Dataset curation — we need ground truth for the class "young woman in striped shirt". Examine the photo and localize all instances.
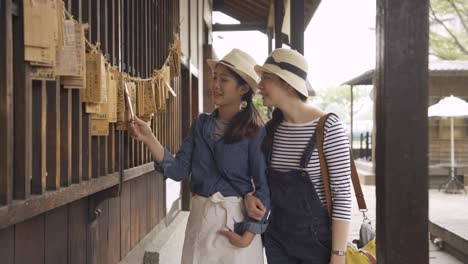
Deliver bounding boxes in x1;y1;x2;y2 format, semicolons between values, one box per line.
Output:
244;48;352;264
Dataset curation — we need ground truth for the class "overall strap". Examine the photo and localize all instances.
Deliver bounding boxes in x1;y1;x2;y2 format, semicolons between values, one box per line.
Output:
299;130;317;169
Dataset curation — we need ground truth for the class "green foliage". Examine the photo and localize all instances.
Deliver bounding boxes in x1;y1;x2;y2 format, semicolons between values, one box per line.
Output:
252;96;269;121
429;0;468;60
430;32;468;60
309;85;373;124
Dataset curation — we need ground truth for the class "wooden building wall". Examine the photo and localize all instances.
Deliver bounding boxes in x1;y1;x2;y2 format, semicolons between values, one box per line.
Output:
0;0;183;263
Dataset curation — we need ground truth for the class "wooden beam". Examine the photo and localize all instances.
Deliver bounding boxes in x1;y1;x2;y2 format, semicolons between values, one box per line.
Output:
31;80;47;194
46;80;61;190
70;0;81;23
91;0;98;43
129;137;134;168
92;137;100;178
82;112;92;181
136;0;141;77
13;0;32;200
116;0;121;67
108;124;115;174
375;0;429;262
101;0;108;56
0;0;14;205
60;88;72;186
267;31;273;55
71;89;83;183
110;0;117;65
290;0;304;54
212;23;266;32
144;0;148;77
123;131;129;169
0;174;118;230
115;129;121;174
100;135;108;176
0;164;157;230
124;0;129;72
130;0;135;75
213;0;224;11
274;0;284;48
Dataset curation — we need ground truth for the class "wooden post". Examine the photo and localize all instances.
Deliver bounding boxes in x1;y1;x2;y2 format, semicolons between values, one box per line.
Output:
375;0;429;262
267;31;272;55
82;112;92;181
290;0;304;54
71;89;83;184
60;88;72;186
108;124;115;174
274;0;284;49
100;136;108;176
92;137;100;178
0;0;14;205
13;0;32;200
46;80;61;190
31;80;47;194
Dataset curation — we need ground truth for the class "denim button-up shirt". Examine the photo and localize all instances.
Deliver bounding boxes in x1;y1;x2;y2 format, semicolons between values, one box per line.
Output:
155;110;270;234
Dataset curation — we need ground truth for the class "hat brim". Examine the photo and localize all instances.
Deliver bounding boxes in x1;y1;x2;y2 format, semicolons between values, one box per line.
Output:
254;64;309;98
207;59;257;92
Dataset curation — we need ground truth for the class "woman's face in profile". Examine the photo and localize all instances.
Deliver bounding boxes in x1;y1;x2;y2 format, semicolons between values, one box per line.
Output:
212;64;247;107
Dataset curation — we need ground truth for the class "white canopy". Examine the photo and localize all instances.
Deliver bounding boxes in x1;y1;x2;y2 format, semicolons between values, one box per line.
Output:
428;95;468;117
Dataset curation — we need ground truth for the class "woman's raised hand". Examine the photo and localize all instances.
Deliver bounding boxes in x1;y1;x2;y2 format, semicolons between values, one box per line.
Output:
128;116;154;143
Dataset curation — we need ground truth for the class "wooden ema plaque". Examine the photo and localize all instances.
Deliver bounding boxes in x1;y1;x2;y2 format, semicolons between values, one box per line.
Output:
90;119;109;136
107;68;118;123
83;51;107;103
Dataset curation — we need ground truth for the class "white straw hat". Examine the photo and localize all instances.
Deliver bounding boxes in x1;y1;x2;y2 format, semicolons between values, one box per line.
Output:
254;48;309;98
207;49;259;92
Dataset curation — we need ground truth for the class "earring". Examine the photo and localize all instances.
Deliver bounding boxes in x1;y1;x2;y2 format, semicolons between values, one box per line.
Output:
241;101;248;108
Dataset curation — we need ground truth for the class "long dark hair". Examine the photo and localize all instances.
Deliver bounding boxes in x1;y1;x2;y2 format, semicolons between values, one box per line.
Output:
262;87;307;155
223;68;263;144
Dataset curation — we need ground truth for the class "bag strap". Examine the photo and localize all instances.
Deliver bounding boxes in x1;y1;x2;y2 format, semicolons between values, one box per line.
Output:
316;113;367;218
204;142;243;197
361;250;377;264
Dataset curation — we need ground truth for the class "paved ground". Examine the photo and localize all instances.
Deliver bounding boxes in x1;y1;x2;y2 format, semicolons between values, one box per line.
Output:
351;186;463;264
121;185;465;264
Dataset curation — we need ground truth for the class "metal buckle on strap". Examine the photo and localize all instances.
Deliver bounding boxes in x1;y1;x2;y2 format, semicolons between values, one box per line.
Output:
360;209;370;222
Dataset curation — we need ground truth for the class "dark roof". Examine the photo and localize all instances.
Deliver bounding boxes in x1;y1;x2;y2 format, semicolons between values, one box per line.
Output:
342;60;468;86
213;0;321;32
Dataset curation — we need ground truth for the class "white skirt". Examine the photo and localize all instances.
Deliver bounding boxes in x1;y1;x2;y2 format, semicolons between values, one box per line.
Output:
181;192;264;264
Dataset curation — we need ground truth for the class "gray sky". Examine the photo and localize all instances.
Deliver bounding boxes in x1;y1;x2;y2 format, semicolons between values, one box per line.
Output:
213;0;376;92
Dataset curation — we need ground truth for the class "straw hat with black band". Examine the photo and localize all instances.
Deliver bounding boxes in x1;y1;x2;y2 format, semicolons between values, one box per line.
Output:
254;48;310;98
207;48;259;92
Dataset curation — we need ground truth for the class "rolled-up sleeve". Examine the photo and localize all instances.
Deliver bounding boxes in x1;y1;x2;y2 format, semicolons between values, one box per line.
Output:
154;118;197;182
235;128;271;235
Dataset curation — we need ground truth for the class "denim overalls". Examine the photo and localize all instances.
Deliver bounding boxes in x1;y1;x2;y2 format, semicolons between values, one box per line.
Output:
264;131;332;264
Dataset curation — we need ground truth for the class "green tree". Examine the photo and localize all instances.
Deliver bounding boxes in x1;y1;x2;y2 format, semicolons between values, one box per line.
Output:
430;0;468;60
252;96;269;121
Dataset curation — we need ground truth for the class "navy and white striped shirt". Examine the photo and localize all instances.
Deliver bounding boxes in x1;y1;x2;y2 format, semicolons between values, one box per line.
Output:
271;115;352;221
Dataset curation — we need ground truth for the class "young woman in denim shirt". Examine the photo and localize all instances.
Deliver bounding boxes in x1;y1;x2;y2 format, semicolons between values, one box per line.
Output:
129;49;270;264
245;49;352;264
